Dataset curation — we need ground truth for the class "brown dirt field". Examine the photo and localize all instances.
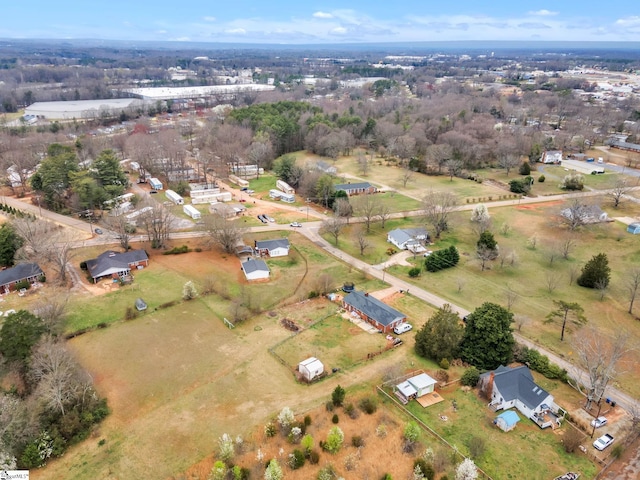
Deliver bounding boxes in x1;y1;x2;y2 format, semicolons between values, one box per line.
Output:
178;399;421;480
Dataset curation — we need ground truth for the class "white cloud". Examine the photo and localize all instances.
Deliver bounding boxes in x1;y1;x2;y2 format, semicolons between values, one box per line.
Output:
225;28;247;35
528;9;558;16
171;36;191;42
313;11;333;19
203;16;216;22
330;26;348;35
615;16;640;27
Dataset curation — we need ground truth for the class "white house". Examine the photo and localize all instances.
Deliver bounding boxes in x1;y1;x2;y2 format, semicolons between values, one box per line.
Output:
165;189;184;205
255;238;290;257
387;228;429;251
241;258;270;281
298;357;324;382
540;150;562;164
276;179;295;194
183;204;201;220
480;365;565;429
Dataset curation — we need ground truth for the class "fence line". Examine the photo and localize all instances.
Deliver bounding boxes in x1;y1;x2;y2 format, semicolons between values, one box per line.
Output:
376;385;494;480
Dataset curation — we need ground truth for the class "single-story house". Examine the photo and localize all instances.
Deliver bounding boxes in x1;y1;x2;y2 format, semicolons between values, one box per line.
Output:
627;222;640;234
255;238;290;257
394;372;438;403
0;263;44;294
334;182;377;196
387;228;429;251
480;365;565;429
560;204;609;224
316;160;337;175
540;150;562;164
86;250;149;283
298;357;324;382
342;290;406;333
495;410;521;432
241;257;270;281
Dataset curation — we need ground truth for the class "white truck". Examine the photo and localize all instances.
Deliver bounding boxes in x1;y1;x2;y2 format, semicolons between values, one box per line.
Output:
593;433;614;451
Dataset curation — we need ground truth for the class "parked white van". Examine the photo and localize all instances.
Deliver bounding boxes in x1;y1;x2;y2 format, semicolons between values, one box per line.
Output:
393;323;413;335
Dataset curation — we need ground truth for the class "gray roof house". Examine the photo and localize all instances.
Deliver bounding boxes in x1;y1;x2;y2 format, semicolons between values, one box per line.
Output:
316;160;337;175
241;257;270;281
342;290;406;333
334;182;377;196
0;263;44;293
86;250;149;283
255;238;290;257
480;365;565;429
387;228;429;251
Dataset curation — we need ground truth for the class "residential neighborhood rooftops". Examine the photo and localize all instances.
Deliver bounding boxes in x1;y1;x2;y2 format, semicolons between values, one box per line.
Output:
483;365;550;411
86;250;149;280
255;238;290;251
343;290;406;327
0;263;44;287
241;257;269;275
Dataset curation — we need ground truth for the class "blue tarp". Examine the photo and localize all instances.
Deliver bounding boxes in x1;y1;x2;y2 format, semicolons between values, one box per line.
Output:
496;410;520;428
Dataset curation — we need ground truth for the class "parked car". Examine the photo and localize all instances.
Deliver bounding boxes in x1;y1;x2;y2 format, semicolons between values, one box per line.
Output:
290;222;302;227
257;215;267;223
150;190;158;194
590;416;608;428
94;228;103;235
240;187;248;191
266;216;275;223
393;323;413;335
593;433;614;451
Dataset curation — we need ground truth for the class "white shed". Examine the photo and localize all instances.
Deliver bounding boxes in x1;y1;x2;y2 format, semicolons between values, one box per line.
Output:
165;189;184;205
183;204;201;220
298;357;324;382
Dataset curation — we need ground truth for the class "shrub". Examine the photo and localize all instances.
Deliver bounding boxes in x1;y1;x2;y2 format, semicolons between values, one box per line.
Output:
439;358;450;370
414;459;435;479
468;436;486;459
352;435;365;447
332;413;339;424
14;280;30;291
124;307;137;321
434;369;449;383
560;173;584;191
304;415;312;426
562;426;585;453
345;403;359;419
538;174;545;183
301;434;314;454
519;162;531;175
264;422;277;437
612;444;624;459
288;449;305;470
358;397;378;414
509;179;530;194
577;253;611;289
325;401;334;412
308;450;320;464
404;422;420;443
408;267;421;278
425;246;460;272
79;261;88;270
324;426;344;454
163;245;190;255
332;385;345;406
461;367;480;387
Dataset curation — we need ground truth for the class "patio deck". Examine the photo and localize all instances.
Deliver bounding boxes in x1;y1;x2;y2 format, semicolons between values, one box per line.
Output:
416;391;445;408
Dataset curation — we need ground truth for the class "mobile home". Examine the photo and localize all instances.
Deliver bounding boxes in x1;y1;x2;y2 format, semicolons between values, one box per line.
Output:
149;177;163;190
276;179;295;194
165;189;184;205
183;204;201;220
269;189;284;200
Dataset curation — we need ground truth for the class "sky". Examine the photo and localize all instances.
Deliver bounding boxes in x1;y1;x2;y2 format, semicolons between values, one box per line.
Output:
2;1;640;44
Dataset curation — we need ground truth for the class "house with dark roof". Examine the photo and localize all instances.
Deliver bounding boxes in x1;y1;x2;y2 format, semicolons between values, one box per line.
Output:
480;365;565;429
315;160;337;175
342;290;406;333
241;257;270;281
0;263;44;294
387;228;429;251
334;182;377;196
255;238;290;257
85;250;149;283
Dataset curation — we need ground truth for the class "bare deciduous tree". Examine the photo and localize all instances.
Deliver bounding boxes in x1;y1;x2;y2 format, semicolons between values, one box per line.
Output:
497;154;521;176
560;199;591;231
608;178;631;208
378;202;391;230
139;203;174;249
559;235;576;260
505;283;519;311
314;273;335;295
514;314;530;332
32;288;70;334
400;167;414;188
203;214;247;254
545;273;560;293
570;327;629;410
333;198;353;223
444;159;463;181
356;153;370;176
352;194;381;233
624;268;640;314
321;216;346;245
104;214;134;251
355;227;370;256
422;190;458;239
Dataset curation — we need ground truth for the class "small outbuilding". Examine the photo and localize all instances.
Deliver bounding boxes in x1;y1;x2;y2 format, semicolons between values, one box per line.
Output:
135;298;148;311
298;357;324;382
495;410;521;432
627;222;640;234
